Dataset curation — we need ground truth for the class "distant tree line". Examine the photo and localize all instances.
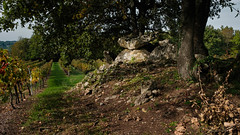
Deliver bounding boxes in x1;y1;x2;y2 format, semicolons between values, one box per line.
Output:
0;41;16;50
204;25;240;58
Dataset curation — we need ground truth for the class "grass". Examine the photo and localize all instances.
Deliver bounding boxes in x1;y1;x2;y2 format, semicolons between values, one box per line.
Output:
112;73;153;95
24;62;85;127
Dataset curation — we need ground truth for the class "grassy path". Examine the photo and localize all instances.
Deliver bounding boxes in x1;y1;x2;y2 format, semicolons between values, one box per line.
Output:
23;62;85;132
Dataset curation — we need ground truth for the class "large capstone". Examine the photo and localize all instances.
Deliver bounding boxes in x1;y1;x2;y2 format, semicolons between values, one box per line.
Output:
118;37;145;50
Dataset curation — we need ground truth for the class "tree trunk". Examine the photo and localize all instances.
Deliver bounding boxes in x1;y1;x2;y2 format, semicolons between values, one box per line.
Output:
178;0;211;80
193;0;210;57
138;1;147;36
130;0;138;36
177;0;196;80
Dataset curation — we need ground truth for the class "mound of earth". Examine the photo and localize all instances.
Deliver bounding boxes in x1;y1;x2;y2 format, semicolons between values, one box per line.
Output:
68;62;203;134
2;61;240;134
70;61;240;134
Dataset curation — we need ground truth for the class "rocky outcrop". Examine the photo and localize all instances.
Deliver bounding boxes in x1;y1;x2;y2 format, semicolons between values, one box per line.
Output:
118;37;145;50
118;35;153;50
117;37;177;64
74;37;178;106
149;39;177;64
116;35;153;64
76;62;164;107
115;49;150;64
77;62;127;94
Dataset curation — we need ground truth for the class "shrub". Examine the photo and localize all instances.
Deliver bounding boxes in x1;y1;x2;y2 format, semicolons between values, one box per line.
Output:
92;59;105;69
71;59;94;73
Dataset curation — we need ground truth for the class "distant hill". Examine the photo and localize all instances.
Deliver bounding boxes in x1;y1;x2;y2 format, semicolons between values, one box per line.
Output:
0;41;16;50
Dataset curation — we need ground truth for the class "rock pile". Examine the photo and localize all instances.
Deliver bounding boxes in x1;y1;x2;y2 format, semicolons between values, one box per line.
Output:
73;36;178;106
149;39;177;64
77;62;147;94
115;36;151;63
115;36;177;65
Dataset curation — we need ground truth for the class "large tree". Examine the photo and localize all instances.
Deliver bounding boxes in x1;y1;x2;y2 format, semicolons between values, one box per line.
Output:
0;0;180;61
178;0;211;79
178;0;238;80
0;0;238;79
10;38;30;60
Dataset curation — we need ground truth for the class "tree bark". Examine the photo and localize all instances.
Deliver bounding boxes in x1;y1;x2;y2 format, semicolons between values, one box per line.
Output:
178;0;196;80
137;1;148;36
178;0;211;80
130;0;138;36
193;0;210;56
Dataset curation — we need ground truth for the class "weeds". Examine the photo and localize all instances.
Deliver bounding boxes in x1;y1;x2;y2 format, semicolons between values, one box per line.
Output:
130;103;135;107
114;73;153;93
165;121;178;133
124;108;130;113
195;67;240;134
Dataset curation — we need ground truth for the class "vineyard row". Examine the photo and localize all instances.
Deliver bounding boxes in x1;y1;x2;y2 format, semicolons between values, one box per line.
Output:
0;49;53;108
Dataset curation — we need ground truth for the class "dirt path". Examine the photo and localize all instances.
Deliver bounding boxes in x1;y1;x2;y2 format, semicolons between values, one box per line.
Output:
0;89;44;135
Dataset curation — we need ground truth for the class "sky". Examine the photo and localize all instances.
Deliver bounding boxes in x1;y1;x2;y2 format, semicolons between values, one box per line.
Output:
0;1;239;41
207;0;240;30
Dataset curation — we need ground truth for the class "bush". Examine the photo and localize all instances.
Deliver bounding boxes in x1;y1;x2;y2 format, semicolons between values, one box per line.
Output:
71;59;105;74
92;59;105;69
71;59;93;73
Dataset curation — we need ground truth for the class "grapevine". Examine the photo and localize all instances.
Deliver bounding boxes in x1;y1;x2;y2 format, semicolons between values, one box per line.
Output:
0;49;53;108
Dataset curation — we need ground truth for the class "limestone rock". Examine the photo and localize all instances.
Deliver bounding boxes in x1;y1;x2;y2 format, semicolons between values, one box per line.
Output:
115;49;150;63
224;122;235;127
99;63;110;71
134;94;150;106
134;80;160;106
149;39;177;64
140;34;153;42
158;39;169;44
135;116;142;121
118;37;145;50
85;88;93;95
83;82;89;88
103;51;113;63
141;80;157;94
174;124;186;135
104;95;118;102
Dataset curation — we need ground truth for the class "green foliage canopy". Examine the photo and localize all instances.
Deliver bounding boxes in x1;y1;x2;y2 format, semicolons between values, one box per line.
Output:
204;25;240;58
0;0;239;66
204;25;225;56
